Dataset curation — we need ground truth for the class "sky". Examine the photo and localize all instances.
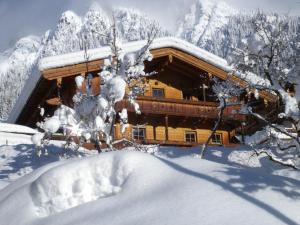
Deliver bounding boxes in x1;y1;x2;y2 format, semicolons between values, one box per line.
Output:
0;0;299;52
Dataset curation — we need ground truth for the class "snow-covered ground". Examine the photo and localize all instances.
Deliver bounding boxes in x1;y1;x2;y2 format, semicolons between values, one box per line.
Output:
0;128;300;225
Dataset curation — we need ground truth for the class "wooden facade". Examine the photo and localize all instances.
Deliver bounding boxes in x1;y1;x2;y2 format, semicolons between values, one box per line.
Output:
15;46;278;147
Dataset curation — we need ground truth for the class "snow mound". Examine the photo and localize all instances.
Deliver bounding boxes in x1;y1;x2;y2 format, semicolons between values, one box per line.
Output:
1;149;300;225
30;153;134;216
0;123;38;134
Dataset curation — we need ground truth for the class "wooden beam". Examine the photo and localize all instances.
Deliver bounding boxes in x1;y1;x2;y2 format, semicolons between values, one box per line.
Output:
42;59;103;80
165;115;169;141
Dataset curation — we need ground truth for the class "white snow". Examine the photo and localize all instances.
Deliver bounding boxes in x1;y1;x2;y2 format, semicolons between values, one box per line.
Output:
105;76;127;102
75;75;84;88
236;71;272;88
6;66;41;124
41;117;61;134
0;123;38;134
280;90;300;119
39;37;229;72
177;0;237;46
0;130;300;225
31;133;45;147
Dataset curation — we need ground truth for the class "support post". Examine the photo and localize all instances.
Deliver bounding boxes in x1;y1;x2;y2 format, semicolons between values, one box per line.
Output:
165;115;169;141
153;123;157;141
241;122;246;144
202;83;208;102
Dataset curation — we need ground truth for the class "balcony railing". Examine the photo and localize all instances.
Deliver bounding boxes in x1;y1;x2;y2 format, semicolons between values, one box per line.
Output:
116;96;246;121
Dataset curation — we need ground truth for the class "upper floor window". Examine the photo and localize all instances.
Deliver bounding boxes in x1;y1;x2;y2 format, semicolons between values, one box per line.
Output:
152;88;165;98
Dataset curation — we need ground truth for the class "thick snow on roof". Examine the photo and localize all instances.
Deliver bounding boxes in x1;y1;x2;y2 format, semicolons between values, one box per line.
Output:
39;36;271;89
39;37;230;72
7;66;41;124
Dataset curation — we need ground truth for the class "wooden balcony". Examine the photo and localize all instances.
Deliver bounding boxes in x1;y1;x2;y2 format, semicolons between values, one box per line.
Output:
116;96;246;121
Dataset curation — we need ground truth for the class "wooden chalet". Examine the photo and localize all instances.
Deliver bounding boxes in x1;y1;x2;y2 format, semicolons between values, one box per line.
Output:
8;37;278;147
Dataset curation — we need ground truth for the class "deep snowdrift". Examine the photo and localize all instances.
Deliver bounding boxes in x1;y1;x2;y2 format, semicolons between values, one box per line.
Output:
0;150;300;225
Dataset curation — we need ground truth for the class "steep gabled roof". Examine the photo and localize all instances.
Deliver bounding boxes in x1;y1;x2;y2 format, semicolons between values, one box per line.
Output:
8;37;275;124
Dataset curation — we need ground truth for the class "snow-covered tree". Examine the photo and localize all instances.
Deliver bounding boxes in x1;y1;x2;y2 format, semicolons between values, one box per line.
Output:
222;12;300;169
200;78;243;158
32;23;159;156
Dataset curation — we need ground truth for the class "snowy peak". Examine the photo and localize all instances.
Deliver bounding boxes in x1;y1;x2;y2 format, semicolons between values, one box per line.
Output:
0;36;40;63
13;36;41;55
114;7;158;41
0;35;41;76
177;0;236;45
81;6;111;48
58;10;82;30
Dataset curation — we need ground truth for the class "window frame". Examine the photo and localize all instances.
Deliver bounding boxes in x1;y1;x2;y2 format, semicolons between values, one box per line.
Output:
132;127;146;141
185;131;197;143
211;133;223;145
152;88;165;98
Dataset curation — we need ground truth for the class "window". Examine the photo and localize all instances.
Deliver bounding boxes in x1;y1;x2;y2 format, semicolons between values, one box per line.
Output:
211;133;222;145
132;127;146;141
185;131;197;143
152;88;165;98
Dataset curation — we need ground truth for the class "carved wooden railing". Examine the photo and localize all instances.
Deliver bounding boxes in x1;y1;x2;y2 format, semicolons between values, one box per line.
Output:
116;96;246;121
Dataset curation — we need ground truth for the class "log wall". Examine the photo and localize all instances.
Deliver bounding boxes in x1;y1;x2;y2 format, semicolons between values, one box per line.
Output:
114;123;231;146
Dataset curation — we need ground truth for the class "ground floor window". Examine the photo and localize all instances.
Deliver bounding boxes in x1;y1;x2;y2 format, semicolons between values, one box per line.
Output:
211;133;222;145
132;127;146;140
185;131;197;143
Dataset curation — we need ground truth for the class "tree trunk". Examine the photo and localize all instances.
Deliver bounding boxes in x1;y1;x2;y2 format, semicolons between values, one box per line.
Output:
200;98;226;158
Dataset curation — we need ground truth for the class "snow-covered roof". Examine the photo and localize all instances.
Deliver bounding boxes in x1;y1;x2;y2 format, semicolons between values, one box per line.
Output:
39;37;230;72
39;36;271;88
7;66;41;124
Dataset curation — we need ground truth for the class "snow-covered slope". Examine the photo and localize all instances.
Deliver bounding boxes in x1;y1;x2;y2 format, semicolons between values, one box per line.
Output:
0;150;299;225
0;125;299;225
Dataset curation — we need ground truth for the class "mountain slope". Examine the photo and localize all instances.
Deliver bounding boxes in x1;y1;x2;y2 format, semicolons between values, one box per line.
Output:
176;0;237;54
